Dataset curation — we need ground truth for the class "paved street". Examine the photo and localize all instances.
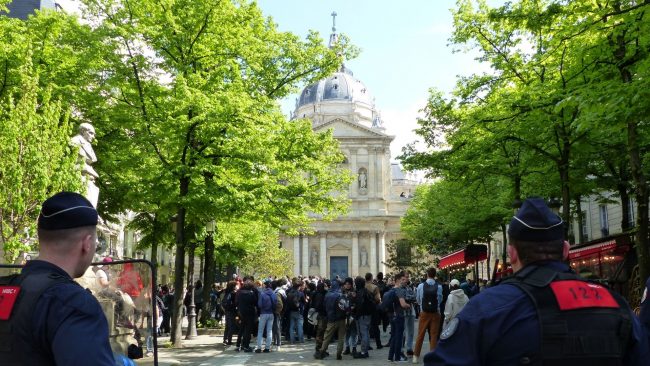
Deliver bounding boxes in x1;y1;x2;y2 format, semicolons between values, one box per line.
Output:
150;328;434;366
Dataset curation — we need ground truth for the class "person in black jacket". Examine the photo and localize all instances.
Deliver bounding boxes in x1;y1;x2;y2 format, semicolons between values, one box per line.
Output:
353;276;374;358
314;279;353;360
312;280;329;352
235;276;259;352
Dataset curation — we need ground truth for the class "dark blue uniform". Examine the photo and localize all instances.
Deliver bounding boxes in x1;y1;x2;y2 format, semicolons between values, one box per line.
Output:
424;261;650;366
20;260;115;365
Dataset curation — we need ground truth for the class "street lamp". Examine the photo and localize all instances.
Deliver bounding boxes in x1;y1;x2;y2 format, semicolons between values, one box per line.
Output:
186;240;198;340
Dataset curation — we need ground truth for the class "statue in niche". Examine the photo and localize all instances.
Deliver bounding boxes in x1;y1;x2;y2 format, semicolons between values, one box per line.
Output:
71;123;99;207
310;248;318;267
360;246;368;267
358;170;367;189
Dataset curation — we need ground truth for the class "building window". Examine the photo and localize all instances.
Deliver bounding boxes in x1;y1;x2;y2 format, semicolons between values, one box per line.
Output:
599;205;609;237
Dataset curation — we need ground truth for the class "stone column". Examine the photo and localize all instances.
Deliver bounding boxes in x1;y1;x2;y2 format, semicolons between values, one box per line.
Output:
377;147;385;199
370;231;377;275
352;231;359;276
378;232;386;274
350;150;358;197
368;146;376;198
319;231;327;277
302;234;309;276
293;236;300;275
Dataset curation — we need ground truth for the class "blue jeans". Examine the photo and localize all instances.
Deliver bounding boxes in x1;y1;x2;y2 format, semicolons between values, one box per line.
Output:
346;318;357;349
257;313;274;350
404;313;415;351
388;315;405;361
356;315;371;353
289;311;304;342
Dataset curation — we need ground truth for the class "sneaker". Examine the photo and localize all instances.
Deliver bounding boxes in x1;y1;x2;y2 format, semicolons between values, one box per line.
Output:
254;349;261;353
243;347;253;353
314;351;324;360
263;349;270;353
398;356;409;362
412;355;419;363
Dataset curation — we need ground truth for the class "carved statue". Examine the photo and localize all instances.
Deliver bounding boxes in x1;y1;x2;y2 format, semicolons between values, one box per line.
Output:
310;248;318;267
359;170;367;189
360;246;368;267
71;123;99;207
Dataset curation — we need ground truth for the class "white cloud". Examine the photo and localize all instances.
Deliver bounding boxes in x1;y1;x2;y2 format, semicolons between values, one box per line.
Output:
380;98;428;162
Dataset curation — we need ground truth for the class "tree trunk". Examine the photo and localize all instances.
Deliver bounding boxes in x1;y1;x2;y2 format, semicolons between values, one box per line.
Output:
171;177;189;347
201;232;216;324
575;198;585;244
618;183;631;231
628;120;650;286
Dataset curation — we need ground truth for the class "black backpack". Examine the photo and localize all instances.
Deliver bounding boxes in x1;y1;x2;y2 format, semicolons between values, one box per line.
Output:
222;291;236;312
378;288;396;314
286;289;300;311
421;282;439;313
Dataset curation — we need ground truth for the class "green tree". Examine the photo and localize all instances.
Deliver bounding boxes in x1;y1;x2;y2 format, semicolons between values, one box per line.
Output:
81;0;353;346
0;62;79;261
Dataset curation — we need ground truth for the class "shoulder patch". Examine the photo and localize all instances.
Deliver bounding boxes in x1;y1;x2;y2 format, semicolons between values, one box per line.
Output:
440;317;459;340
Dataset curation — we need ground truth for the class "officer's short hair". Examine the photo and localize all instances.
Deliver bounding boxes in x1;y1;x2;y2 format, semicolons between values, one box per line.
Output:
394;272;404;281
426;268;436;279
38;226;96;246
509;238;564;265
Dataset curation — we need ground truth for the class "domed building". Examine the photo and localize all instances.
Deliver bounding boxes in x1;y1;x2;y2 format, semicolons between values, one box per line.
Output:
282;17;419;279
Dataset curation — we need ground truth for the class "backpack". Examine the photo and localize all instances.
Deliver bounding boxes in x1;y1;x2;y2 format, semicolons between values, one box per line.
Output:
286;289;300;311
222;291;236;312
307;307;319;325
421;282;439;313
378;288;396;314
258;291;273;311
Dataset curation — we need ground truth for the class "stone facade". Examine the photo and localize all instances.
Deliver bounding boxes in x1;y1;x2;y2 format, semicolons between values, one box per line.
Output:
281;63;418;279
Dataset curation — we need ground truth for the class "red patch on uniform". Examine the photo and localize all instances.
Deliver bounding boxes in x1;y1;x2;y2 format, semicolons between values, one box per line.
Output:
550;281;619;311
0;286;21;320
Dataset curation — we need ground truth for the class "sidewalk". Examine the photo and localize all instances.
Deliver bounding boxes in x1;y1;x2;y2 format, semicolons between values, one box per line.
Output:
141;326;433;366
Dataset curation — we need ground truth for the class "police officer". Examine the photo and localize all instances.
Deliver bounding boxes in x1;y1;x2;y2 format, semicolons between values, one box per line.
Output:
424;197;650;365
0;192;114;365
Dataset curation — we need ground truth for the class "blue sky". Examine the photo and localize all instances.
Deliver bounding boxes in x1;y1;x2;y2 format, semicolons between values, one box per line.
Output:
257;0;488;160
58;0;488;160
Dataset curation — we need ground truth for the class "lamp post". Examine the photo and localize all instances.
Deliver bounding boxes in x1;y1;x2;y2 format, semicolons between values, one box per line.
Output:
201;220;216;325
185;240;198;340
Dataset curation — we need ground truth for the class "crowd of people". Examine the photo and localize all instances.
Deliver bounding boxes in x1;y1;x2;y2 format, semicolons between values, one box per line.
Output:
179;268;478;363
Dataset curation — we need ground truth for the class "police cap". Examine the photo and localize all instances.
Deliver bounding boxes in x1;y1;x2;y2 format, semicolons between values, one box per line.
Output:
508;197;563;242
38;192;98;230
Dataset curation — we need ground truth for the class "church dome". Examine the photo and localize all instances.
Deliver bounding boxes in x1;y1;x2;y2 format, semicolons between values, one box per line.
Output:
296;66;374;109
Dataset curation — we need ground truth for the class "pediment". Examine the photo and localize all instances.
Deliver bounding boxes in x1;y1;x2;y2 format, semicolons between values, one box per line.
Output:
328;242;350;250
314;118;390;138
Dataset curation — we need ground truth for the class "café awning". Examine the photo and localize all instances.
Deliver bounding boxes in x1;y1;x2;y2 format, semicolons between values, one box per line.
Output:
568;240;617;260
439;244;488;269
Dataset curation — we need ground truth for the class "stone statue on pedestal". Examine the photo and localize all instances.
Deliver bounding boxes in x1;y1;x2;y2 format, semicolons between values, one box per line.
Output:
310;248;318;267
359;170;367;189
360;246;368;267
71;123;99;207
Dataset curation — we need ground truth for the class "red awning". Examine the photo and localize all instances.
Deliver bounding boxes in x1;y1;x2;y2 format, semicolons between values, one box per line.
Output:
439;249;465;269
439;245;488;269
568;240;617;260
